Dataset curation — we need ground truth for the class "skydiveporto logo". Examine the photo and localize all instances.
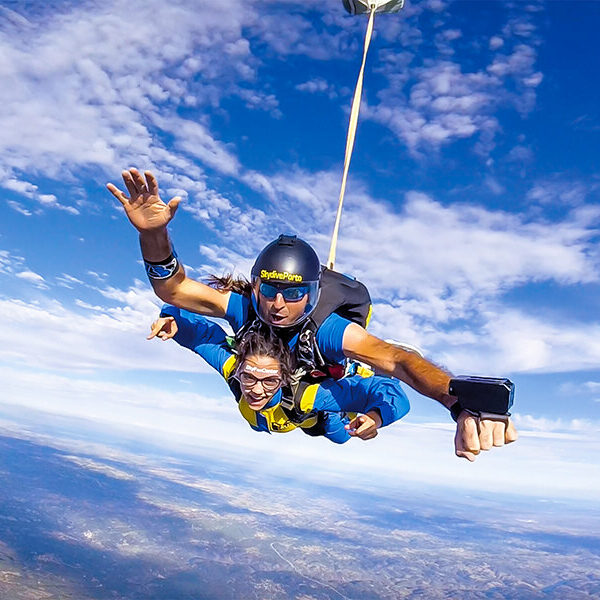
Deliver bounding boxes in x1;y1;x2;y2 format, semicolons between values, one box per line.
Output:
260;269;303;283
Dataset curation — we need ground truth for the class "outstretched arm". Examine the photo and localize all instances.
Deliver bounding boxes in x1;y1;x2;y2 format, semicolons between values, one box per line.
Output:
305;375;410;444
148;306;234;377
342;324;452;403
341;323;518;461
312;375;410;424
107;168;230;317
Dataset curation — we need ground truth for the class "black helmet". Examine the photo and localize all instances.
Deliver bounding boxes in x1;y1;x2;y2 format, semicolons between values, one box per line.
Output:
251;234;321;327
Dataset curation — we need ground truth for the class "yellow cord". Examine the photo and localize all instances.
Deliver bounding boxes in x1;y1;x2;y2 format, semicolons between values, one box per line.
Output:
327;4;377;270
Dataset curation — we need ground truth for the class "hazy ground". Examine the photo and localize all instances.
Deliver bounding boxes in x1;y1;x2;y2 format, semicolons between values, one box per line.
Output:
1;424;599;600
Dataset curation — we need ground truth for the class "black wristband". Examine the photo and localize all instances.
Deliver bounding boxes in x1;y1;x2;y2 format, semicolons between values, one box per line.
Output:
450;402;510;423
144;249;179;280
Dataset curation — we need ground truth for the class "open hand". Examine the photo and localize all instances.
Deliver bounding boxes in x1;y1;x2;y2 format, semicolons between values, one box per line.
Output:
107;168;181;233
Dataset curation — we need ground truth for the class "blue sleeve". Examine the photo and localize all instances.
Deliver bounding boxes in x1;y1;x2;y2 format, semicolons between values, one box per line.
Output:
160;305;232;375
314;313;351;364
320;413;352;444
313;375;410;427
224;292;251;332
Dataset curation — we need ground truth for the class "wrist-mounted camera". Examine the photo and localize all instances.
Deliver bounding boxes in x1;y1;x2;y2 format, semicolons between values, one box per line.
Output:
448;376;514;422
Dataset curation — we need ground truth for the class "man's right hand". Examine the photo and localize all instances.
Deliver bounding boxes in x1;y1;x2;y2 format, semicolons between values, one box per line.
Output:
107;168;181;233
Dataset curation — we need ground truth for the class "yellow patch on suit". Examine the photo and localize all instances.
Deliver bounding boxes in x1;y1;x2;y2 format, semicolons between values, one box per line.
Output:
297;383;320;413
222;355;237;379
238;400;299;433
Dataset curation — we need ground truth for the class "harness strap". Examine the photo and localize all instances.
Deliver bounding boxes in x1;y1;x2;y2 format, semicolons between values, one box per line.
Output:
281;379;318;423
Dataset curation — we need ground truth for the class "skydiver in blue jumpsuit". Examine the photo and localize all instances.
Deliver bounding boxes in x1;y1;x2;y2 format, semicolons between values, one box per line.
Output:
151;306;410;443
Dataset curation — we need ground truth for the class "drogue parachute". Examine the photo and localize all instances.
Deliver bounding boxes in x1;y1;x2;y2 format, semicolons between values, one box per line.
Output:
327;0;405;270
342;0;404;15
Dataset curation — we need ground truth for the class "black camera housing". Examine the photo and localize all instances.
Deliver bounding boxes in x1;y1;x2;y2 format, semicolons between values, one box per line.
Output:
448;376;514;414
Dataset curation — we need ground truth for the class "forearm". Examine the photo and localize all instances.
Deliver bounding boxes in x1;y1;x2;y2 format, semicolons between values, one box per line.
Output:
140;231;230;317
390;352;454;408
342;324;454;408
139;228;183;304
139;228;173;262
359;378;410;427
313;377;409;427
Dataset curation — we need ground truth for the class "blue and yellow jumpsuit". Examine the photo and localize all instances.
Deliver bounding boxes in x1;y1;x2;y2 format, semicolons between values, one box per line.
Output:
162;306;410;444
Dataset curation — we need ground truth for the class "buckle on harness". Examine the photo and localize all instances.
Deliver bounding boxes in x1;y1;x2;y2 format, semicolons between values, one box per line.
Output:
280;395;295;411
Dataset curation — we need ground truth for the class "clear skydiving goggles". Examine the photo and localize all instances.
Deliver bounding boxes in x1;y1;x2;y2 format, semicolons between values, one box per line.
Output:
237;371;282;391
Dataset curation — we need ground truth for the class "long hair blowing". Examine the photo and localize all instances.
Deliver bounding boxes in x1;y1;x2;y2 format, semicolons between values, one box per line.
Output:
207;273;252;297
235;324;293;386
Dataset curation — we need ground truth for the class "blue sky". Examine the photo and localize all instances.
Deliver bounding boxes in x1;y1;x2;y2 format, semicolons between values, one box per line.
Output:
0;0;599;500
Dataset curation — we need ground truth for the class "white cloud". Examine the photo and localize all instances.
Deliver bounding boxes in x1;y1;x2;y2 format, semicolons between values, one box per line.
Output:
367;301;600;376
2;176;79;213
2;367;598;501
506;144;534;165
296;77;339;99
0;0;369;218
0;249;26;275
15;270;47;289
0;0;262;212
364;5;544;156
6;199;32;215
335;192;599;302
559;380;600;401
366;60;502;155
154;115;240;176
513;414;600;434
245;8;358;62
0;283;210;373
489;36;504;50
0;365;229;417
526;178;598;208
56;273;85;289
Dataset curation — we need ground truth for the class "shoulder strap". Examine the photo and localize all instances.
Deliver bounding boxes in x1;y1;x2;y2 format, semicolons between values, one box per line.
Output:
311;267;372;329
280;380;318;424
292;268;371;374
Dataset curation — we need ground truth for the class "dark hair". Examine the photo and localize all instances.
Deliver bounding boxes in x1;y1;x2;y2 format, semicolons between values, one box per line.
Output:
235;324;293;385
206;273;252;297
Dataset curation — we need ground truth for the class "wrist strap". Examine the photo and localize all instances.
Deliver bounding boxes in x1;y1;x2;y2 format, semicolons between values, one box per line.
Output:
450;401;511;423
144;249;179;280
449;401;464;423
